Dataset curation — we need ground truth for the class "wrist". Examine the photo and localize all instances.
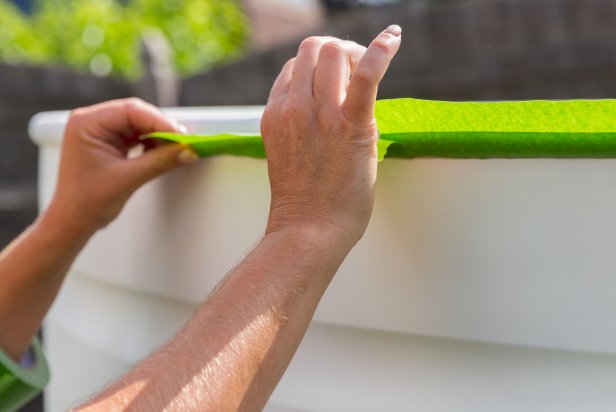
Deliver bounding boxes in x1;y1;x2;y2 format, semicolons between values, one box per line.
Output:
264;220;356;257
37;202;97;246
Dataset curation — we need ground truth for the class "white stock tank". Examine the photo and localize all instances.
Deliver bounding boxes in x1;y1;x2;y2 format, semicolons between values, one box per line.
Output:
30;107;616;412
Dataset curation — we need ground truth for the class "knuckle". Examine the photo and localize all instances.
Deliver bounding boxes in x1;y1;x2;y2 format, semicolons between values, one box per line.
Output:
123;97;146;112
127;97;144;105
352;67;375;88
299;36;323;52
319;41;345;59
371;36;392;55
68;107;86;123
66;107;88;132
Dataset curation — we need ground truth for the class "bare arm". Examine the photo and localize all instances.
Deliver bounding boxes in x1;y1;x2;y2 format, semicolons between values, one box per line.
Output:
80;225;351;411
0;206;91;361
78;26;402;411
0;99;196;361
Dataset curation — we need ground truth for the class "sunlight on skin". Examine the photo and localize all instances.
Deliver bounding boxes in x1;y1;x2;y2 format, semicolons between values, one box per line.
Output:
75;379;149;412
168;313;279;411
78;311;281;412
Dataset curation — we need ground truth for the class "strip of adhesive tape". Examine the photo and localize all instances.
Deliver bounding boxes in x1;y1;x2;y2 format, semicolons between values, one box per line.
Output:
145;99;616;161
0;338;50;412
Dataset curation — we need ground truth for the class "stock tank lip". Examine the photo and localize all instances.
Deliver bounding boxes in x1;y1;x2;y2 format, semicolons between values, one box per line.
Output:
29;106;265;148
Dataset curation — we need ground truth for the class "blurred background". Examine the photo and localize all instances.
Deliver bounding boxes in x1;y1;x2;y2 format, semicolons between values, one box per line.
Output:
2;0;616;410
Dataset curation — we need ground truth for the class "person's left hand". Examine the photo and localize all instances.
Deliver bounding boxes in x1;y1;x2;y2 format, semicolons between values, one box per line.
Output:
46;98;198;237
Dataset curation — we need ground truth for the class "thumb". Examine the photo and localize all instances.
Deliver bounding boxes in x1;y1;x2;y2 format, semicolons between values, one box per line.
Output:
342;25;401;125
120;144;199;190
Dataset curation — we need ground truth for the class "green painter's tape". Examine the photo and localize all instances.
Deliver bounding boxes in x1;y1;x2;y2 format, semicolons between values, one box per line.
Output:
145;99;616;161
375;98;616;159
150;133;266;158
0;338;49;412
145;132;393;161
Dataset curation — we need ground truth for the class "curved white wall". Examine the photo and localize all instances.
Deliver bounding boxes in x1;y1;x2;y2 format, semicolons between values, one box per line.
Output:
31;107;616;411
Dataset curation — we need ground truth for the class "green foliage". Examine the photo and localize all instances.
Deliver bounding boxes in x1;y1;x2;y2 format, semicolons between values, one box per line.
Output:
130;0;247;76
0;0;248;79
0;1;45;63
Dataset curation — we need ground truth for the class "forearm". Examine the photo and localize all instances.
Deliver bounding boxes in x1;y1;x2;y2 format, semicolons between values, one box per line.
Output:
0;205;92;361
78;225;353;411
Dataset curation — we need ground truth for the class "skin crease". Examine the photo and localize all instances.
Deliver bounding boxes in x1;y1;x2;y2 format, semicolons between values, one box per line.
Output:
0;25;401;411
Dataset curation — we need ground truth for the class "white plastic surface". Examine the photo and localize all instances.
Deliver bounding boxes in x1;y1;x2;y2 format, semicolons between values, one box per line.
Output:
47;274;616;412
31;107;616;411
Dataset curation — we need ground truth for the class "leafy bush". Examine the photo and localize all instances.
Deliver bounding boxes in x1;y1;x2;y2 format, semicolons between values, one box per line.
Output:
0;0;248;79
0;1;46;64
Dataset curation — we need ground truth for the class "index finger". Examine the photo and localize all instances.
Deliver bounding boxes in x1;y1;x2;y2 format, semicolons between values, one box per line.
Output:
268;58;295;102
342;25;402;125
70;98;184;143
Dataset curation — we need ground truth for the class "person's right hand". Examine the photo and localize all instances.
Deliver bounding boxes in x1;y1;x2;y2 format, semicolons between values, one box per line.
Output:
261;26;401;248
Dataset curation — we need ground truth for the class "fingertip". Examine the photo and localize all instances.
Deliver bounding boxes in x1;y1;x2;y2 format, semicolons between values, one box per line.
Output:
177;147;199;164
371;27;402;57
174;123;188;134
384;24;402;37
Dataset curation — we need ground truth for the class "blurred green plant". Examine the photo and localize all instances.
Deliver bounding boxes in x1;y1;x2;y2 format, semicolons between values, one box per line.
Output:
0;1;46;64
0;0;248;79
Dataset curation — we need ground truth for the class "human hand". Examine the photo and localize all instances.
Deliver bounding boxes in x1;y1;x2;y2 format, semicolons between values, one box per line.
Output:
261;26;402;247
46;98;198;237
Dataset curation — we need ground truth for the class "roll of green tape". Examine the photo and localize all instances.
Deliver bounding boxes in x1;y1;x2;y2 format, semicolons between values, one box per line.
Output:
144;98;616;161
0;338;50;412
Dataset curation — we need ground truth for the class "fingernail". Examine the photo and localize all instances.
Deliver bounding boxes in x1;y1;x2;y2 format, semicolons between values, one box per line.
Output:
172;121;187;134
385;24;402;37
178;147;199;164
